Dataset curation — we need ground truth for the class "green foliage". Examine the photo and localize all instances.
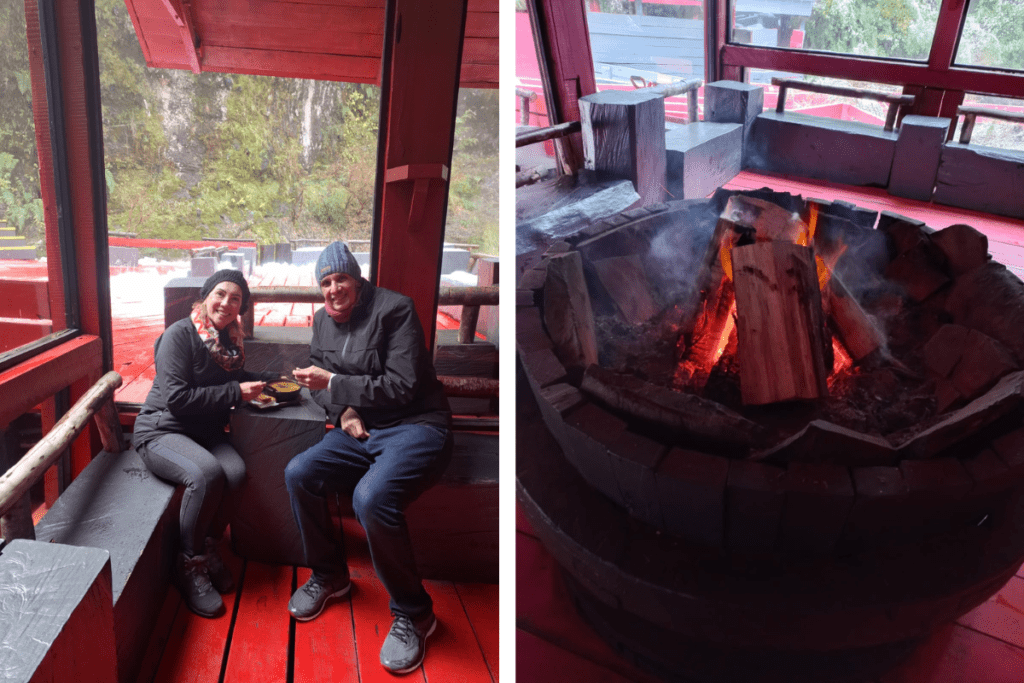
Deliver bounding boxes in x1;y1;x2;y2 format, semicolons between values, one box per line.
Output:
804;0;938;61
958;0;1024;70
0;0;42;243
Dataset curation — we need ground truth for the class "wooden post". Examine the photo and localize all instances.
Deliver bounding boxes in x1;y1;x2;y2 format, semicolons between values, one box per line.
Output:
579;88;667;206
0;428;35;541
543;251;598;372
733;241;830;405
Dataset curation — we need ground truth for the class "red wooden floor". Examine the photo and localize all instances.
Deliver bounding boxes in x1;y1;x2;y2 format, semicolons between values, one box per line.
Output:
140;517;498;683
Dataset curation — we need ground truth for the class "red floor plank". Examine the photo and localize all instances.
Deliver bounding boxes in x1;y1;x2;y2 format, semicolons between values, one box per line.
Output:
515;529;663;683
516;630;638;683
882;622;1024;683
135;590;183;683
956;575;1024;649
292;566;359;683
422;580;495;683
222;562;294;683
454;582;500;682
154;543;244;683
348;553;427;683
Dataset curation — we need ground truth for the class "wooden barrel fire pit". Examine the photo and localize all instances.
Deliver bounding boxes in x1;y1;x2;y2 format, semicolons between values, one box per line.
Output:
516;197;1024;682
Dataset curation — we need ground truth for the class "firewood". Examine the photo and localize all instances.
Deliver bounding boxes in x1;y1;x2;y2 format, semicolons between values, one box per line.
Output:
752;420;897;467
722;194;807;242
825;273;884;361
897;370;1024;459
543;251;599;371
581;364;769;448
946;262;1024;365
885;240;950;302
950;329;1018;399
732;241;830;405
591;255;658;325
676;217;736;338
930;224;989;276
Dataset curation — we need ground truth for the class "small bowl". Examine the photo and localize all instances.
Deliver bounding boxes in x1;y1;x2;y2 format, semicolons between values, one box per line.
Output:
266;379;302;402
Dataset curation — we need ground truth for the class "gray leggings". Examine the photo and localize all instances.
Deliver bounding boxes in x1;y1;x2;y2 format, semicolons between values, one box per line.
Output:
136;433;246;556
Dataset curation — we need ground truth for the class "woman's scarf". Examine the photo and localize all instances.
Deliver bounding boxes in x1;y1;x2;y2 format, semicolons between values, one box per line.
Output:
191;303;245;371
324;299;352;323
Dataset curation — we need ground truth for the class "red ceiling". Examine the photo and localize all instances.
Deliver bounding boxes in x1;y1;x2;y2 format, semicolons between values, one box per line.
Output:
123;0;499;88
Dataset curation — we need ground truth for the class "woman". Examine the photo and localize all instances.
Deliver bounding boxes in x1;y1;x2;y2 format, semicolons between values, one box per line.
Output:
134;269;277;617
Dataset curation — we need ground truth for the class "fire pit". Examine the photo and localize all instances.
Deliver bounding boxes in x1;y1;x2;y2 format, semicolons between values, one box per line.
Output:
517;194;1024;682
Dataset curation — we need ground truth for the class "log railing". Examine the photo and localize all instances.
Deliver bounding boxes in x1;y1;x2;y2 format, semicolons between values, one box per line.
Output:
771;77;916;132
517;87;538;126
954;105;1024;144
241;285;498;340
0;371;125;541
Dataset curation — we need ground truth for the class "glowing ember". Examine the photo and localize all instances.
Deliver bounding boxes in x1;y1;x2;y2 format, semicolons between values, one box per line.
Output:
712;301;737;366
831;336;854;378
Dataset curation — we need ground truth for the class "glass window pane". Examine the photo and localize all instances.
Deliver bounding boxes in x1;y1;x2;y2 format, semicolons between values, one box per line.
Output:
447;89;499;259
732;0;940;62
956;94;1024;153
0;0;51;354
955;0;1024;71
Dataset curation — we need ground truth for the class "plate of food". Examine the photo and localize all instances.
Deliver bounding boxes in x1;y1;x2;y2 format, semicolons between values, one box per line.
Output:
249;392;280;410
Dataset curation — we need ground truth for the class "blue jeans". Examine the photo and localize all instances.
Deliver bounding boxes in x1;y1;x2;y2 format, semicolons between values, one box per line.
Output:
284;422;452;620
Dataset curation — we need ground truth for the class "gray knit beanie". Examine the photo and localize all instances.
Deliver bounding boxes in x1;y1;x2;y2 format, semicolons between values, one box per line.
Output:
315;241;362;283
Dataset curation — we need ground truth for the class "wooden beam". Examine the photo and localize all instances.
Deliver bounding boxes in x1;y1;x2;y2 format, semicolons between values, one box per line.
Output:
928;0;969;72
159;0;201;73
0;336;102;430
527;0;597;173
372;0;467;346
721;44;1024;100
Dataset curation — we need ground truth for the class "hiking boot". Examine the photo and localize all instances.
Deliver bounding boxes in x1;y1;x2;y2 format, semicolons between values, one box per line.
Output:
204;537;234;594
177;552;224;618
380;612;437;674
287;571;351;621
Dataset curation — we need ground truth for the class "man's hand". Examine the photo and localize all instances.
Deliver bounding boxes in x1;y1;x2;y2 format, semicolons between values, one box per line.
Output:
292;365;332;391
239;381;267;402
340;406;369;439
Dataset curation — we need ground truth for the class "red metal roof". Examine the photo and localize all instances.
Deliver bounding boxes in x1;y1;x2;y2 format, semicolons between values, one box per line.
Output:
123;0;498;88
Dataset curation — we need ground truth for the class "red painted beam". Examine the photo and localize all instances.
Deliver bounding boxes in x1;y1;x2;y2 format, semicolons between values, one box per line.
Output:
373;0;467;345
159;0;201;73
527;0;597;173
0;335;102;428
928;0;969;72
720;44;1024;100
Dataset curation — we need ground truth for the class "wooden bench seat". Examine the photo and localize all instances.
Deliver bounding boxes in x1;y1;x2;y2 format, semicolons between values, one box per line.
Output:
33;442;180;683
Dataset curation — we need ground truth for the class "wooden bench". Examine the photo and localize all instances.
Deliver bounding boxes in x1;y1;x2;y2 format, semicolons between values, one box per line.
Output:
747;79;915;187
33;441;179;683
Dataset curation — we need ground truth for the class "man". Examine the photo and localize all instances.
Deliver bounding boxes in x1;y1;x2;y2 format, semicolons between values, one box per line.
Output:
286;241;452;674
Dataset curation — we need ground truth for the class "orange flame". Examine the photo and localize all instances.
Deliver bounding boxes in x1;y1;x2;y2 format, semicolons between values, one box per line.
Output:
831;336;854;378
711;301;737;366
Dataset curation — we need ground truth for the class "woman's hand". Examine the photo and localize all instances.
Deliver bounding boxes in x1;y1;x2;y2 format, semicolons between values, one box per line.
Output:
239;381;267;402
292;365;332;391
340;406;369;440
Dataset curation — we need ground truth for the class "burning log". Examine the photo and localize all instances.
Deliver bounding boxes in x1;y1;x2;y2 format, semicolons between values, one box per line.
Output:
732;241;830;405
591;254;658;325
825;274;884;361
581;364;769;448
543;251;599;373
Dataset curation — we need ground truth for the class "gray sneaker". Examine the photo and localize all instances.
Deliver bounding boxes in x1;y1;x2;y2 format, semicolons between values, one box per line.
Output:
288;571;351;621
379;612;437;674
177;552;224;618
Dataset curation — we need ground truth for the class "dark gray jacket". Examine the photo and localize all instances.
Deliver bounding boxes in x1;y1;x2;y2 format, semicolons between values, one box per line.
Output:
134;317;277;449
310;281;450;430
